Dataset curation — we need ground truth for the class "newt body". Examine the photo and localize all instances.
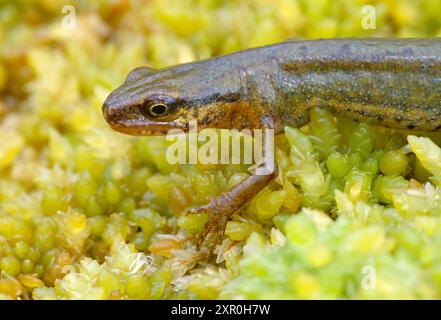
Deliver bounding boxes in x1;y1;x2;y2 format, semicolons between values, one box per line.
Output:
103;38;441;248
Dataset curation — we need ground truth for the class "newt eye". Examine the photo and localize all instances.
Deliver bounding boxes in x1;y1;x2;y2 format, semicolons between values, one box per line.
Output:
149;103;168;116
140;95;177;119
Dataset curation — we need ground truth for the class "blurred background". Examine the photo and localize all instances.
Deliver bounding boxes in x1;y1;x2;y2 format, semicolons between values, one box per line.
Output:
1;0;441;300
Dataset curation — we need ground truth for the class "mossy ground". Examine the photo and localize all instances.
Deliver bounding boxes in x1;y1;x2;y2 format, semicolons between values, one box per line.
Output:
1;0;441;299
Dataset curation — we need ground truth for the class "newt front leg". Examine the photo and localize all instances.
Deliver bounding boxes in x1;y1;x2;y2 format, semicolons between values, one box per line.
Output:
188;168;276;248
187;125;277;250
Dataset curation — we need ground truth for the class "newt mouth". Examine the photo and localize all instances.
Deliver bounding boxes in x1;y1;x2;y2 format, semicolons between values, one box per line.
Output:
107;121;188;136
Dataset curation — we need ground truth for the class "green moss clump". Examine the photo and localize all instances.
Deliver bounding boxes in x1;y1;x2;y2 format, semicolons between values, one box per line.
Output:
1;0;441;300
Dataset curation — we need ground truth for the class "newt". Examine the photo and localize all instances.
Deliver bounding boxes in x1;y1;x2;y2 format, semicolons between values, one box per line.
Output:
102;38;441;249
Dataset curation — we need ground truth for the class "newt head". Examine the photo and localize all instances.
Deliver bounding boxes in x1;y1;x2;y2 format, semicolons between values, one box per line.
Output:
102;61;255;136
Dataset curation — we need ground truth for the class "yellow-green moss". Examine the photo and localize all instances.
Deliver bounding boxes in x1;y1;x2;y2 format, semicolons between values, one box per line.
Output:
1;0;441;300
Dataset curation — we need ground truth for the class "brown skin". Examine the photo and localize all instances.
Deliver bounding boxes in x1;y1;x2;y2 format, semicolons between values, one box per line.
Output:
103;38;441;249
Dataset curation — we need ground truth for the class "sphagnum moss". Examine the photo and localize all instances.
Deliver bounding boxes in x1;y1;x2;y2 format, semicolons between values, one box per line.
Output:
2;0;441;300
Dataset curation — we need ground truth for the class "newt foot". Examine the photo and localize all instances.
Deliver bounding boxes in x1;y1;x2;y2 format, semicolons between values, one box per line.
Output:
185;196;233;251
